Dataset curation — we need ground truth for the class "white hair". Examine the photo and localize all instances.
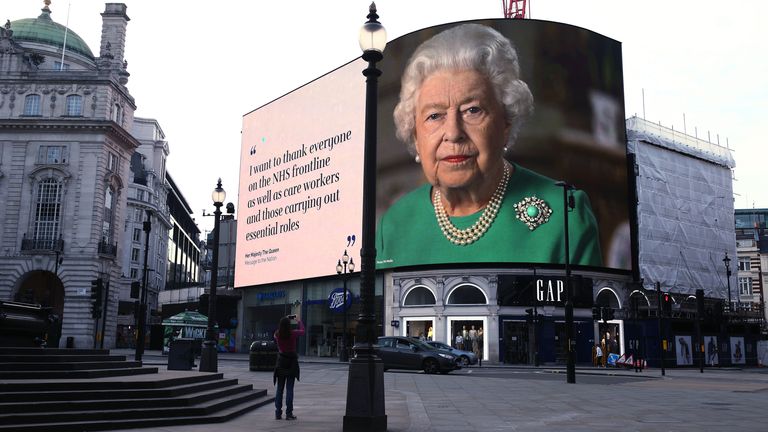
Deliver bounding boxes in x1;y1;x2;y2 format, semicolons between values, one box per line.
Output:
393;23;534;154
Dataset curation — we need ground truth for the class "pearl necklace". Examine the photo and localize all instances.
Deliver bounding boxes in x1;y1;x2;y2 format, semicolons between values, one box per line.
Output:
433;163;511;246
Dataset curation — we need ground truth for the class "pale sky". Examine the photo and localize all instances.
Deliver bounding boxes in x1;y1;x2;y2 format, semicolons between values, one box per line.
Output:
5;0;767;234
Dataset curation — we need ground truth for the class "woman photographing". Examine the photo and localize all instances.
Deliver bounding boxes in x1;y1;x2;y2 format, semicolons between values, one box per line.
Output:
273;314;304;420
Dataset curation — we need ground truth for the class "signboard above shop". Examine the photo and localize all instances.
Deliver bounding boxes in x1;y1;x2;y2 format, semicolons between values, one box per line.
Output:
496;275;594;308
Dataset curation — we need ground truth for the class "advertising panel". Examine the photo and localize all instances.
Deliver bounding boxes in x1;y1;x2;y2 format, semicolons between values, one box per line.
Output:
237;19;629;287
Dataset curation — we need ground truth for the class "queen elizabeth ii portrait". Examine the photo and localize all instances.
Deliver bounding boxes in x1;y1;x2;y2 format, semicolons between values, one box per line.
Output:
375;23;604;268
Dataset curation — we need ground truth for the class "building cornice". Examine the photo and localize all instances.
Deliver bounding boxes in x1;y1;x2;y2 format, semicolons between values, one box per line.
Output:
0;118;140;150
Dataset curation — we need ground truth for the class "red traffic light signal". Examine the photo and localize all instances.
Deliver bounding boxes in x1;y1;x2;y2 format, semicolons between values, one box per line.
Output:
662;292;673;315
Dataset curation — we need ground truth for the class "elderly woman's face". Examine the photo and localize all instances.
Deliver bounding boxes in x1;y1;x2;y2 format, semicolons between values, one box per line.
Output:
414;69;510;193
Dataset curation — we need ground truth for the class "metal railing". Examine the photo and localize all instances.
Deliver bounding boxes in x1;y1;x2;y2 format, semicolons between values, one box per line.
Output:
98;240;118;257
20;236;64;252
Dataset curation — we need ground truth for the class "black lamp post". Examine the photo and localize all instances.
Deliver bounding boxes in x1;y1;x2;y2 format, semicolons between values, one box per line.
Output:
723;253;732;311
343;3;387;431
555;181;576;384
200;179;225;373
135;209;152;362
336;251;355;362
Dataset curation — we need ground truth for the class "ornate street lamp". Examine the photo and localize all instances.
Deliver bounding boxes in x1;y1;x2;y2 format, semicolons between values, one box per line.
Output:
336;251;355;362
723;253;732;311
555;181;576;384
135;209;152;361
200;179;225;373
343;3;387;431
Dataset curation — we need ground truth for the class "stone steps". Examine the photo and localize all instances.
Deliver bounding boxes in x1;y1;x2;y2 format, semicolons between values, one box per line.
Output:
0;347;274;431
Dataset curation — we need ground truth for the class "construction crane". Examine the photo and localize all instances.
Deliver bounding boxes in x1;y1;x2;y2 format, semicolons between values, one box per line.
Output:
502;0;528;19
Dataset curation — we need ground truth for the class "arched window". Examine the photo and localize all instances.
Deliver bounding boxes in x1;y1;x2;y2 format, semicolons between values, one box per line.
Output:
596;288;621;309
66;95;83;116
23;94;41;116
446;284;487;305
33;178;63;246
403;286;436;306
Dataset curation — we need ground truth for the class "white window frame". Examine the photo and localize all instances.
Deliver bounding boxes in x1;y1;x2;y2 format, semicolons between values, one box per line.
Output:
738;257;751;271
401;316;435;340
446;316;489;361
33;178;63;242
738;277;753;296
38;145;67;164
23;94;41;116
65;94;83;116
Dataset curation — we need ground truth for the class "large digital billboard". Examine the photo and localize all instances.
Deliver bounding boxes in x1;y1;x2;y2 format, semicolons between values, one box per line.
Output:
237;19;630;287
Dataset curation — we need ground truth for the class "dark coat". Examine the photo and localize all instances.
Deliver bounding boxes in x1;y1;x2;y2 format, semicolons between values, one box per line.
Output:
273;351;300;385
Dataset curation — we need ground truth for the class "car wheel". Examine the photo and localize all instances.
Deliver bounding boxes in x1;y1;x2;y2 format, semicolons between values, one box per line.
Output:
458;356;470;367
423;358;439;374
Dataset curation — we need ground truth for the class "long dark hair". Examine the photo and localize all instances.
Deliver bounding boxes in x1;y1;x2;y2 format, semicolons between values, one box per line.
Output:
277;317;291;340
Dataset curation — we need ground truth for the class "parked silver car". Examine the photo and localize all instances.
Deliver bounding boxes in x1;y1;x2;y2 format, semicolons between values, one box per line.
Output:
426;341;478;366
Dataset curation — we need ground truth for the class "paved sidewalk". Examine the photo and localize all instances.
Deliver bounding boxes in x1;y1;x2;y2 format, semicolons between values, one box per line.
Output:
108;349;768;432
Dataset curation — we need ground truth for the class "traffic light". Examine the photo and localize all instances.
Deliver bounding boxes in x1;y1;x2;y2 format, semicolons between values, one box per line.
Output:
91;278;104;319
592;306;601;321
661;292;672;316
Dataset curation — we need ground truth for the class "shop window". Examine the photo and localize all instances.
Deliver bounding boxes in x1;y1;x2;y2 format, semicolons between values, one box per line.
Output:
403;286;436;306
446;284;486;305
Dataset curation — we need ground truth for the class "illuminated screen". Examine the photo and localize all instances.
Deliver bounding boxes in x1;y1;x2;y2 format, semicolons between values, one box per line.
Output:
237;19;630;287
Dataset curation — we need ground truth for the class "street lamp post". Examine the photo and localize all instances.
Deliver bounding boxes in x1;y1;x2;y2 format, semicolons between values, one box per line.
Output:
723;253;732;311
200;179;225;373
343;4;387;431
555;181;576;384
135;210;152;362
336;251;355;362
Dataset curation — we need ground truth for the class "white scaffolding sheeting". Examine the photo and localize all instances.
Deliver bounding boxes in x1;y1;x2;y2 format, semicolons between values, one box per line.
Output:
628;117;737;298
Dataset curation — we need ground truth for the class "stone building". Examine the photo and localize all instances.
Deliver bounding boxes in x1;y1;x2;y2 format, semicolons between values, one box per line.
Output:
0;2;135;348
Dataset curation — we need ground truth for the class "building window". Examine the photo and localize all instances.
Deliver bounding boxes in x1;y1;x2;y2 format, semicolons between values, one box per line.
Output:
131;248;140;262
133;228;142;242
130;268;138;279
738;257;751;271
446;284;487;305
65;95;83;116
112;103;123;124
738;277;753;296
33;178;63;242
403;286;436;306
102;186;115;243
136;189;145;201
23;94;41;116
54;61;70;71
37;145;67;164
107;152;119;172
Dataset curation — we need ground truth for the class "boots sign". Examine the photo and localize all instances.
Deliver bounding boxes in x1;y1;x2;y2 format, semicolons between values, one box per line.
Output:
496;275;594;307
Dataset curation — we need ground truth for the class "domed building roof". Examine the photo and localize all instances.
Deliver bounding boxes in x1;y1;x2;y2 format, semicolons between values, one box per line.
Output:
10;5;94;59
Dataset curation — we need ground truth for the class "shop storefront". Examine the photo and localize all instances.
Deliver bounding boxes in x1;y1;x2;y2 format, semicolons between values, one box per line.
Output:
386;269;631;364
240;275;385;358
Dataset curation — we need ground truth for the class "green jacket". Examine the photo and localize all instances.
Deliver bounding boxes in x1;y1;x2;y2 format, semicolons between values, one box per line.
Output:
376;164;602;269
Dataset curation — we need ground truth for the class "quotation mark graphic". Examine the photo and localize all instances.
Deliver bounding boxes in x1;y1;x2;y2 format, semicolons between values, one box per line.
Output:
347;234;356;247
249;137;266;156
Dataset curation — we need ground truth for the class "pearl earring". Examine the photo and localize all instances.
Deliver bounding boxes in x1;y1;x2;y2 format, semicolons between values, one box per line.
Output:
415;154;421;163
